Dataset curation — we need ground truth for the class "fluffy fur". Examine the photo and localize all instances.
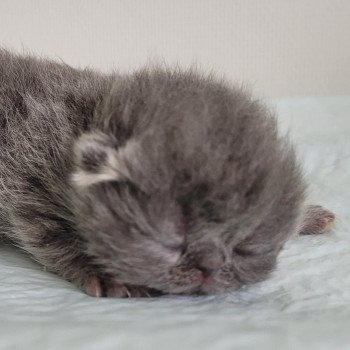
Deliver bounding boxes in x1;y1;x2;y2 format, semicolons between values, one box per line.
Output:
0;49;334;297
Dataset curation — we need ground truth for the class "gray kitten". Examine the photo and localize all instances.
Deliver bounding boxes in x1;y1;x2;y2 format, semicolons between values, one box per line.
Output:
0;49;335;297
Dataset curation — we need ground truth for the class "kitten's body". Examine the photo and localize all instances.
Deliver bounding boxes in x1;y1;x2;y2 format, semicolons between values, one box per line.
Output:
0;49;111;287
0;49;335;297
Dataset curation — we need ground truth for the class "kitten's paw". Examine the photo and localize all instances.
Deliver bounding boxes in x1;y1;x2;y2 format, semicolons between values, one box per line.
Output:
84;276;151;298
299;205;336;235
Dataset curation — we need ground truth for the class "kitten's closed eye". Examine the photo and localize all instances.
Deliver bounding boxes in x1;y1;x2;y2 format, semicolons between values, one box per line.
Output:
234;244;277;258
233;246;256;258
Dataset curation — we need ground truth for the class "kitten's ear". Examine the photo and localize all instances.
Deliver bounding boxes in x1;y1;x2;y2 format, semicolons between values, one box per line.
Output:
71;132;136;189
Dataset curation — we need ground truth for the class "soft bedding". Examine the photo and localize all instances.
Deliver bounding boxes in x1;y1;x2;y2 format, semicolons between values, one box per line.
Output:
0;97;349;350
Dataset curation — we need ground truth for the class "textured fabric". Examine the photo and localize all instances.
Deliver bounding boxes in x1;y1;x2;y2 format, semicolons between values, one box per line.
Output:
0;97;349;350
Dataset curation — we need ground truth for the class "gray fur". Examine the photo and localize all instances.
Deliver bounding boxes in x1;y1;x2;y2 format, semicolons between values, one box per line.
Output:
0;48;309;296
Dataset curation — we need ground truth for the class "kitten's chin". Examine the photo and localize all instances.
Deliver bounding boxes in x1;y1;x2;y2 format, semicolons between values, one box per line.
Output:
157;276;235;296
156;279;203;296
196;277;239;295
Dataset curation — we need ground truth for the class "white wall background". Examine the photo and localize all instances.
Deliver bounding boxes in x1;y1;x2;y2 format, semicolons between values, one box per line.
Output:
0;0;349;98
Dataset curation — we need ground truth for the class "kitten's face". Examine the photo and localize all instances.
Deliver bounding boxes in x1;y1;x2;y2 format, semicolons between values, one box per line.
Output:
71;130;300;295
70;70;305;295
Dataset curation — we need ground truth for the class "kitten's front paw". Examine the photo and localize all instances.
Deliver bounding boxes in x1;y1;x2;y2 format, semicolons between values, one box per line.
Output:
84;276;151;298
300;205;336;235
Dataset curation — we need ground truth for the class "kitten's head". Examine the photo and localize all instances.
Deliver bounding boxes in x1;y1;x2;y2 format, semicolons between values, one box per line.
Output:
71;69;305;295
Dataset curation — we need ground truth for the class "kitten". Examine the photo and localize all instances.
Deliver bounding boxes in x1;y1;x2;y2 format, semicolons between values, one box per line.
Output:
0;49;335;297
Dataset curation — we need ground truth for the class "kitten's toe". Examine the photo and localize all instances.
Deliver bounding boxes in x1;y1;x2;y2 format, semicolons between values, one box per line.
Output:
106;283;151;298
85;276;103;297
84;277;130;298
105;283;131;298
300;205;336;235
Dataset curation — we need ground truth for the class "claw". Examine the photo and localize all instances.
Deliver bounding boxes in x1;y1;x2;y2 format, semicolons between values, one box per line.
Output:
84;276;151;298
106;283;131;298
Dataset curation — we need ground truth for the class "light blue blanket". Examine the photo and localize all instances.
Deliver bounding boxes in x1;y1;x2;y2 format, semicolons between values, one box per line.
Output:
1;97;349;350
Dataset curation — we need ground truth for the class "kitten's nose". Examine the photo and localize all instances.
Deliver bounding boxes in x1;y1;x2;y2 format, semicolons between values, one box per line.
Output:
193;242;225;277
